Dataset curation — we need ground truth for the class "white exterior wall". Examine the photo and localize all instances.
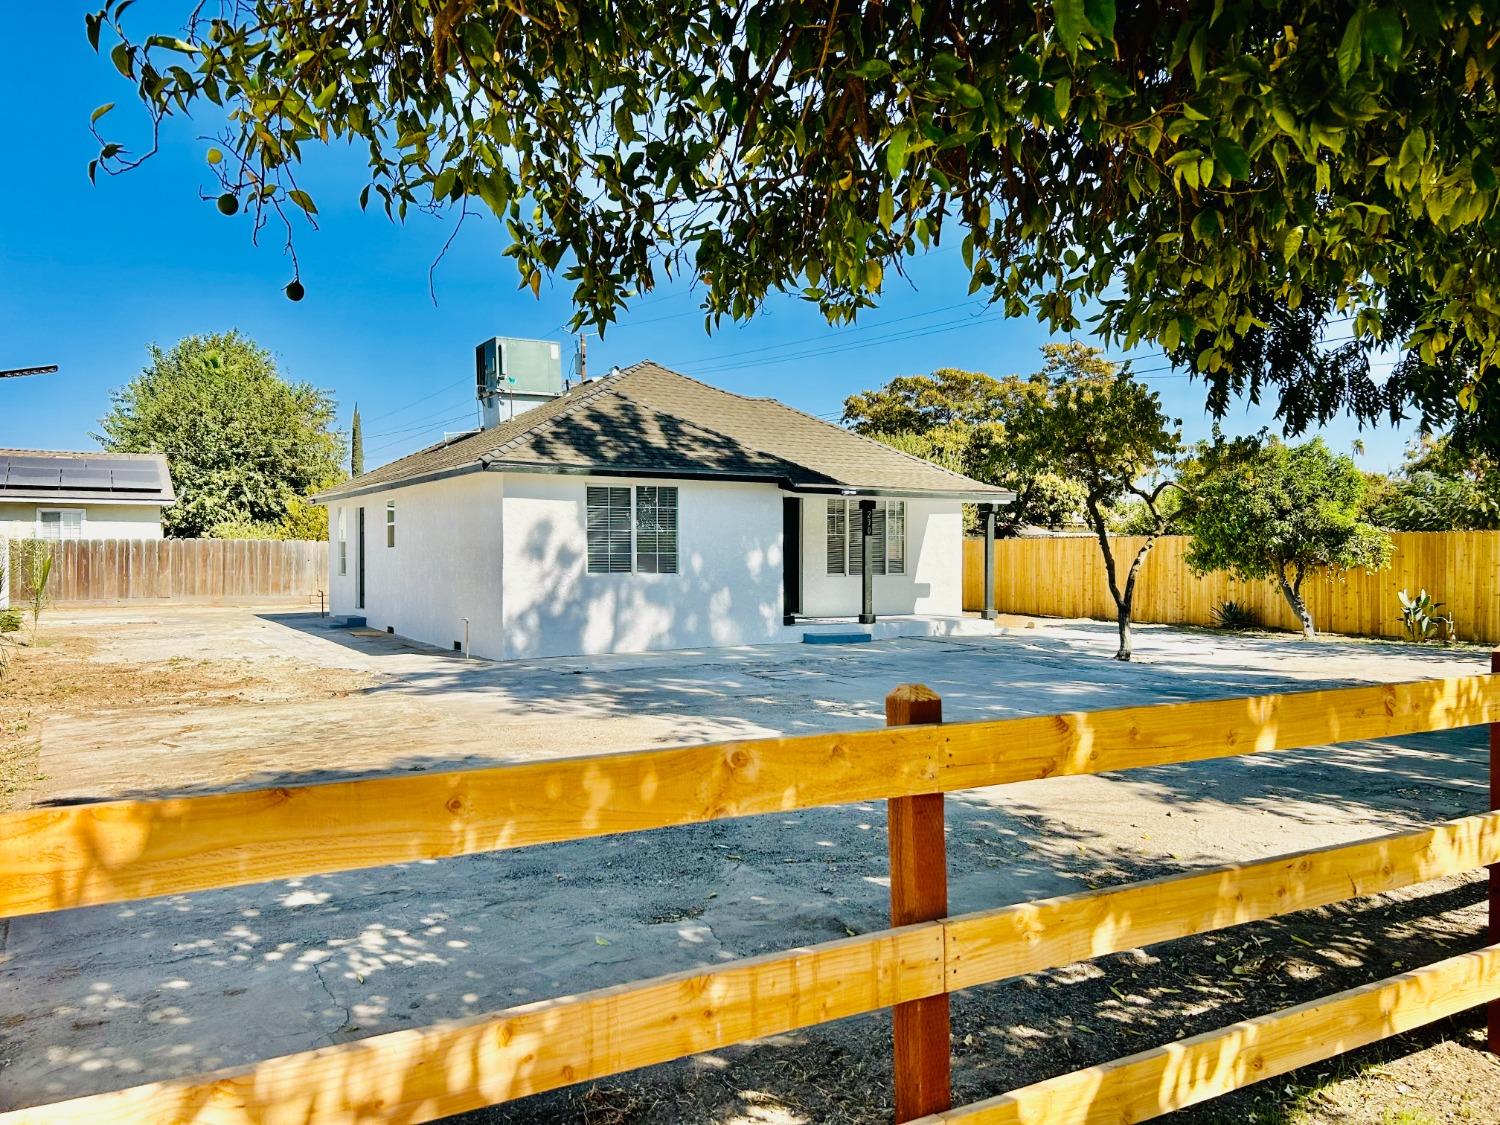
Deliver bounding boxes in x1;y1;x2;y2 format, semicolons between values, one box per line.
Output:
798;496;964;618
500;475;784;659
0;501;165;541
324;472;506;656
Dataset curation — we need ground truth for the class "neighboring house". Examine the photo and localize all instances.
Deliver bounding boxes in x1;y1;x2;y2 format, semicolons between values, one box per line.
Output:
0;449;175;609
315;358;1013;660
0;450;174;542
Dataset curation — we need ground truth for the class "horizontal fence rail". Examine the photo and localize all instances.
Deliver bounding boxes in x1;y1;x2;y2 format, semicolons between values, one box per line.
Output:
5;537;326;605
6;675;1500;919
8;809;1500;1124
963;531;1500;646
3;672;1499;1124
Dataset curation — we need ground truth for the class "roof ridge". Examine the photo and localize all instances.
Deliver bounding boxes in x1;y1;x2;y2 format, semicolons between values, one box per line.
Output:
632;361;988;488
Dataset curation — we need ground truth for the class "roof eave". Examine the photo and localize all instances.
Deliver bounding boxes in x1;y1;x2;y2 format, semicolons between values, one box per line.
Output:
311;462;485;504
786;484;1017;503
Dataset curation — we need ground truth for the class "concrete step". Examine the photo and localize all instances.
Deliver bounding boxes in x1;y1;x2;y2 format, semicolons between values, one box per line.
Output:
802;631;872;645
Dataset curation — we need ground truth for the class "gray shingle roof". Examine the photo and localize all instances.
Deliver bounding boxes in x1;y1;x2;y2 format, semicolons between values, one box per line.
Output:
316;361;1012;502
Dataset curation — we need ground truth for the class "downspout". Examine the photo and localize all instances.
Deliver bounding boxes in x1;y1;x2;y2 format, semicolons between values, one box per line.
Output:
859;498;876;625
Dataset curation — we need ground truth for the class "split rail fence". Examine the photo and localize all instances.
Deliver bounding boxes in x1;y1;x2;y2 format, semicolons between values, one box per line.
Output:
4;537;327;605
4;666;1500;1123
962;530;1500;646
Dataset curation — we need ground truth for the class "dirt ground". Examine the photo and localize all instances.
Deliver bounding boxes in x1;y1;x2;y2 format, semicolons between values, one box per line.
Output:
2;604;1499;1123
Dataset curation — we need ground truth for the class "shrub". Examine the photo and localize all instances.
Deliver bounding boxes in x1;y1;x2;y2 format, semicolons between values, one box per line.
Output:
1397;588;1455;644
1211;600;1258;630
0;608;21;633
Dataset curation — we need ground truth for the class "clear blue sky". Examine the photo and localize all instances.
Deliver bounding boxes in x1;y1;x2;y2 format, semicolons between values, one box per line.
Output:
1;4;1415;471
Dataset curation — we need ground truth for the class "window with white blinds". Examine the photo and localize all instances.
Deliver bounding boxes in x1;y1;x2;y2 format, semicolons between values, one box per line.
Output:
36;508;84;541
587;485;678;574
825;499;905;576
634;486;679;574
586;486;634;573
337;509;347;575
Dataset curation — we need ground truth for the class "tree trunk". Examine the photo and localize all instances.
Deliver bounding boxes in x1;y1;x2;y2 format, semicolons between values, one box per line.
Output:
1277;565;1316;639
1086;499;1158;662
1115;598;1133;660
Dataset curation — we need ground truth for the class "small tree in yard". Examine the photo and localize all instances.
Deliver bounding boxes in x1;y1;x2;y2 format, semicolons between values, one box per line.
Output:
1185;438;1392;639
1008;344;1183;661
10;540;54;643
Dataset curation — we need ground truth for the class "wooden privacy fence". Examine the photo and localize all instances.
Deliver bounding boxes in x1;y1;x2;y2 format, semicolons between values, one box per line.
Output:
4;670;1500;1123
6;537;327;605
964;530;1500;645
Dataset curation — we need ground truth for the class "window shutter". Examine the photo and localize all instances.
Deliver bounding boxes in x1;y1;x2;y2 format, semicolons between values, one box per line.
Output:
826;499;846;574
587;486;633;573
870;504;887;575
887;502;906;575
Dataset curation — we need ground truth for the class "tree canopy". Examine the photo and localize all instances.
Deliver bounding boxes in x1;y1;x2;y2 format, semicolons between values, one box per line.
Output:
97;332;345;538
841;367;1083;533
1007;343;1183;659
1184;436;1391;637
89;1;1500;447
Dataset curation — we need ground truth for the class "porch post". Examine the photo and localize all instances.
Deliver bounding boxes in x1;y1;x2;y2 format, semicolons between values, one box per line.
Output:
858;498;876;625
979;502;996;621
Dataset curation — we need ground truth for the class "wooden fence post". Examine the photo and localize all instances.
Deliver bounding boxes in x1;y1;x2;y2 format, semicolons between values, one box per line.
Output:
886;683;951;1120
1491;649;1500;1054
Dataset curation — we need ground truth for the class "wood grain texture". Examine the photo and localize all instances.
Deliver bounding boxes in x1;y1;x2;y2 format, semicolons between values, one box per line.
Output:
5;675;1500;918
0;924;945;1125
887;684;951;1121
946;810;1500;991
21;538;327;607
963;531;1500;646
923;944;1500;1125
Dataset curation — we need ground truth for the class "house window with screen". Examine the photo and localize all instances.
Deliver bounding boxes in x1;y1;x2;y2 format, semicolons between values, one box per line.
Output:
825;499;905;576
587;485;679;574
337;509;348;575
385;501;396;547
36;508;85;541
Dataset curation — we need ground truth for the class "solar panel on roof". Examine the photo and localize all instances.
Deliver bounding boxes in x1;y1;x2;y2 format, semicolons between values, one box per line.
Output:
6;456;61;472
61;465;113;489
6;467;63;487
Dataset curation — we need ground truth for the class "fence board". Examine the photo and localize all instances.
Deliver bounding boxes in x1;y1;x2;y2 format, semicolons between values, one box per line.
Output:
5;675;1499;919
929;944;1500;1125
1;924;946;1125
964;531;1500;646
6;538;326;606
946;810;1500;990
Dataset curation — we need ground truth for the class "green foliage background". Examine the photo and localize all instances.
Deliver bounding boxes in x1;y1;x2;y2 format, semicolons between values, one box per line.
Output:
96;331;345;538
90;0;1500;447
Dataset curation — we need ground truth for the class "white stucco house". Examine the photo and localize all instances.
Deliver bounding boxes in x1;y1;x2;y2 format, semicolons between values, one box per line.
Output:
0;449;174;542
314;359;1013;660
0;449;175;608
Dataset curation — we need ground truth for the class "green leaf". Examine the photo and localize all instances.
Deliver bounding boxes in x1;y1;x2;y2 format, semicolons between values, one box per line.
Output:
1337;10;1364;85
1365;9;1403;58
1211;137;1250;180
885;128;909;177
1054;77;1072;119
1083;0;1117;40
1474;156;1498;192
206;147;223;165
1054;0;1088;50
90;102;114;126
109;42;132;79
286;189;318;215
1283;225;1304;260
